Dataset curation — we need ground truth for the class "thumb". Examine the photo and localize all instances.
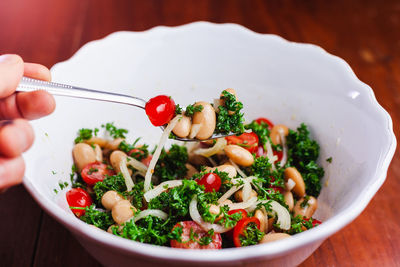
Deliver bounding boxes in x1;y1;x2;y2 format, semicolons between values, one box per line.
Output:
0;54;24;98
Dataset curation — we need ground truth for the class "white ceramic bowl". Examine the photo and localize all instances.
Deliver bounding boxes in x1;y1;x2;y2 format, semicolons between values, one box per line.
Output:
23;22;396;267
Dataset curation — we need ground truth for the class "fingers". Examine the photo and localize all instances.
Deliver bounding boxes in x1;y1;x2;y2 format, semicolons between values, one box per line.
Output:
0;119;34;158
0;60;56;120
0;156;25;189
24;62;51;82
0;55;24;98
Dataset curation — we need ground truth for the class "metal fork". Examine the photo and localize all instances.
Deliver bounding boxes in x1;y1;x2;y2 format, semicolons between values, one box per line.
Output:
16;77;233;142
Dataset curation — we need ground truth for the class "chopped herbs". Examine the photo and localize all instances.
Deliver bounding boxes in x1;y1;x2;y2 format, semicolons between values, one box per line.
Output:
154;144;188;182
185;104;204;117
74;128;98;143
326;157;332;163
80;205;114;230
216;90;245;134
102;122;128;139
93;173;127;204
287;123;324;197
239;222;264;246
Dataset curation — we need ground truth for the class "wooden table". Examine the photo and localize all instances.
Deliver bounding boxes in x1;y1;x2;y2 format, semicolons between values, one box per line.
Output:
0;0;399;266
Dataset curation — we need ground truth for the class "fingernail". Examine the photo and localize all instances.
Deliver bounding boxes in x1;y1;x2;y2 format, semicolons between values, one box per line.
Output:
0;54;20;64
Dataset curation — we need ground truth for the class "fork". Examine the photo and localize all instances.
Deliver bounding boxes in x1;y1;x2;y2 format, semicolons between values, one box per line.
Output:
16;77;233;142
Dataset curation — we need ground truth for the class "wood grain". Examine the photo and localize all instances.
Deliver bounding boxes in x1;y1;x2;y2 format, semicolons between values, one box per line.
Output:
0;0;398;266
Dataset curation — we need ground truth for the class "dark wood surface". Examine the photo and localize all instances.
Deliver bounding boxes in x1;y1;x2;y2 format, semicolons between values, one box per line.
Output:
0;0;399;266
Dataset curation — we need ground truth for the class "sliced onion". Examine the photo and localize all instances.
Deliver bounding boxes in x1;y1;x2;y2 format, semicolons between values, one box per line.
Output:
257;200;291;230
133;209;168;222
189;123;201;139
228;159;247;178
226;196;258;211
285;178;296;191
189;195;231;233
194;138;227;158
242;181;251;202
143;180;183;202
213;98;221;113
217;177;257;204
144;115;181;192
126;156;148;175
264;139;277;170
119;158;134;191
279;130;288;168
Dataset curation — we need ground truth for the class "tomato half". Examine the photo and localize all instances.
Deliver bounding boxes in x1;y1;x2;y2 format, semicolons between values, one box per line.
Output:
141;155;153;167
145;95;176;126
81;162;115;186
225;132;259;153
255;117;274;130
196;173;221;192
66;188;93;217
305;218;322;227
227;209;248;219
170;221;222;249
128;148;145;159
233;217;261;247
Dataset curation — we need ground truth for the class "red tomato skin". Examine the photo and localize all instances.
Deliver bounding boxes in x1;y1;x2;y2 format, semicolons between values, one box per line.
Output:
305;218;322;227
225;209;249;239
66;188;93;217
145;95;176;126
273;150;283;162
233;217;261;247
196;173;221;192
81;162;115;186
225;132;259;153
128;148;145;159
255;117;274;130
170;221;222;249
141;155;152;167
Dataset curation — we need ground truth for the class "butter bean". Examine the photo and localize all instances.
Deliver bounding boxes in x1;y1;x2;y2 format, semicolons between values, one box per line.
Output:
112;200;136;225
101;190;124;210
254;210;266;232
260;233;291;244
172;115;192;138
270;125;289;145
283;190;294;211
284;167;306;197
205;164;237;178
234;189;257;202
72;143;97;171
224;145;254;167
192;102;216;140
293;196;318;219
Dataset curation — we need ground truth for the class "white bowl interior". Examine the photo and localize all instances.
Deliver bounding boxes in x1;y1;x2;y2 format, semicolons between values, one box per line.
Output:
23;22;396;264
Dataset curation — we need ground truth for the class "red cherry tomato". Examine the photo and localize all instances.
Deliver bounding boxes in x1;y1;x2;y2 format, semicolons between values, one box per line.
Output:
255;117;274;130
170;221;222;249
226;132;259;153
145;95;176;126
233;217;261;247
141;155;152;167
81;162;115;186
273;150;283;162
196;173;221;192
66;188;93;217
128;148;145;159
305;218;322;227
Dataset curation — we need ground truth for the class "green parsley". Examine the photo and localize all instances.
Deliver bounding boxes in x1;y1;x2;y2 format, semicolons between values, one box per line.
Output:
154;144;188;182
326;157;332;163
74;128;98;143
80;205;114;230
185;104;203;117
239;222;264;246
215;90;245;134
102;122;128;139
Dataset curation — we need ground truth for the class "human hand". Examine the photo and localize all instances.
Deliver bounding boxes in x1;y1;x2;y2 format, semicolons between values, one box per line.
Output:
0;54;56;189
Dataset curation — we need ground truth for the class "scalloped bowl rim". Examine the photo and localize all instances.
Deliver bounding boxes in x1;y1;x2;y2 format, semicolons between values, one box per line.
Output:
23;22;396;263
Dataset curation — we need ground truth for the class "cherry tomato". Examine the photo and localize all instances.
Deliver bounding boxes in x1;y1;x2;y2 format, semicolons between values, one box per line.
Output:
170;221;222;249
81;162;115;186
145;95;176;126
225;132;259;153
128;148;145;159
255;117;274;130
141;155;152;167
305;218;322;227
233;217;261;247
196;173;221;192
273;150;283;162
66;188;93;217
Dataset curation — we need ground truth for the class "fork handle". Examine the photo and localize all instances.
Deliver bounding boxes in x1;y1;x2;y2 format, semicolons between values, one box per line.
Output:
17;77;147;109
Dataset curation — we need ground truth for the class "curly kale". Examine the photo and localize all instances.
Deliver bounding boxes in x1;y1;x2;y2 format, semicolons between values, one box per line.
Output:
286;123;324;196
154;144;188;182
216;90;245;134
